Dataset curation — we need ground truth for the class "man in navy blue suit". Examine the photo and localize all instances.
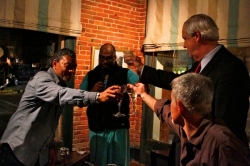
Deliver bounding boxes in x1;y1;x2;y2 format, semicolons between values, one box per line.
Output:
132;14;250;165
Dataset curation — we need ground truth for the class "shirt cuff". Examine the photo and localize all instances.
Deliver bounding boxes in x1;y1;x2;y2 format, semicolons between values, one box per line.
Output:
95;92;100;104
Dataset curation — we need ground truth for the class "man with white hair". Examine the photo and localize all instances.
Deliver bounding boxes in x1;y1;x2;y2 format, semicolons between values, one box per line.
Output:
131;14;250;165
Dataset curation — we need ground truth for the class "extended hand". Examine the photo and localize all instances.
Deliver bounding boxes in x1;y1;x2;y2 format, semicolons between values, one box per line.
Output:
127;83;146;95
98;85;123;102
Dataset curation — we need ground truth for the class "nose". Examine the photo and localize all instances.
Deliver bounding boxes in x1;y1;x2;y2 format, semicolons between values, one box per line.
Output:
101;61;109;66
183;42;186;48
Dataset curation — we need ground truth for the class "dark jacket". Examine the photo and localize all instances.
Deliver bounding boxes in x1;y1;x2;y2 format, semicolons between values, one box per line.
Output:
141;45;250;147
87;64;130;131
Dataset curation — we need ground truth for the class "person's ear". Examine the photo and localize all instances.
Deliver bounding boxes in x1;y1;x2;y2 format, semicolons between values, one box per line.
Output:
177;100;184;114
52;59;57;68
193;31;201;42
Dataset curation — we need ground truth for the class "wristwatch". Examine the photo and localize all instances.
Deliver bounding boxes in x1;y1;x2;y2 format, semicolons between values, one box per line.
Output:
95;92;100;104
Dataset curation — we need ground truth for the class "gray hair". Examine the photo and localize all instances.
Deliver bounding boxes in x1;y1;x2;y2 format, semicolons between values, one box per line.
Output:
171;73;213;116
51;48;76;67
184;14;219;41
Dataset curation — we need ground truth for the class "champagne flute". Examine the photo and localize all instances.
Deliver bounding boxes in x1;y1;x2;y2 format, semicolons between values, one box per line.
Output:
127;87;137;115
113;84;127;117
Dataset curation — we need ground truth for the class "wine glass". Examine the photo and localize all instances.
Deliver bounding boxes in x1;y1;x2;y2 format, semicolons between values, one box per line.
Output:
113;84;127;117
127;87;137;115
59;147;69;165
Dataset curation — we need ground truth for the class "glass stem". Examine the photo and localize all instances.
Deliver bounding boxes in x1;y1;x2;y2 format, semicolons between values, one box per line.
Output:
118;102;121;112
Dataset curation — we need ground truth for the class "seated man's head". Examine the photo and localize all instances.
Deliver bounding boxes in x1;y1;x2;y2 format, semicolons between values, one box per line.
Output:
170;73;214;124
51;48;76;82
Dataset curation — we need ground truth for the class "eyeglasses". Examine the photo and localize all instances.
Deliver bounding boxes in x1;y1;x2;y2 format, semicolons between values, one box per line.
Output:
99;55;114;62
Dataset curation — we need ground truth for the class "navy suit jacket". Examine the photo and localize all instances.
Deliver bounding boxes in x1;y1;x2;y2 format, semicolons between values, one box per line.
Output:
141;45;250;147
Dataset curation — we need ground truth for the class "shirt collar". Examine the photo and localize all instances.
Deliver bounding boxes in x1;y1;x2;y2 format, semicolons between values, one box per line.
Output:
47;67;61;85
186;118;213;146
200;45;221;71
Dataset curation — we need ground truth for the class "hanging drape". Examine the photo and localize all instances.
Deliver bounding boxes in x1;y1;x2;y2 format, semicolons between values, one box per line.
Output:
144;0;250;52
0;0;82;37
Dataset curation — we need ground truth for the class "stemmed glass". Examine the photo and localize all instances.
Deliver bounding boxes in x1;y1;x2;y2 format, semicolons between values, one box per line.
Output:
127;87;137;115
113;84;127;117
59;147;69;165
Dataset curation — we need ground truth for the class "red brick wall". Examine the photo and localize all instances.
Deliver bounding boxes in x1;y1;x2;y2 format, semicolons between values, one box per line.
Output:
72;0;147;151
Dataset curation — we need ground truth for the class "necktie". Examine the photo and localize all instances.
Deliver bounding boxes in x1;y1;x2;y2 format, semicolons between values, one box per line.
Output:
194;62;201;73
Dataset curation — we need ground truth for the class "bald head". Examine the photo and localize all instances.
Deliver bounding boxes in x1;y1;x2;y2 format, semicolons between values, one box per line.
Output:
99;43;117;68
100;43;116;54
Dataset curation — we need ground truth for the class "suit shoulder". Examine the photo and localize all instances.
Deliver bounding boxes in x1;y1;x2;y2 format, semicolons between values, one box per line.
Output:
32;71;54;82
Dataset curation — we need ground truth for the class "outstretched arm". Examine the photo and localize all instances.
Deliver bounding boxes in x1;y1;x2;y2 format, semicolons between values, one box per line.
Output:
97;85;122;103
127;83;177;131
127;83;156;111
127;56;179;89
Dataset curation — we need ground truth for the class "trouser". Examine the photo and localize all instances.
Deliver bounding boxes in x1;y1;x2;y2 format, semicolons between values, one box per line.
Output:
0;143;41;166
1;143;25;166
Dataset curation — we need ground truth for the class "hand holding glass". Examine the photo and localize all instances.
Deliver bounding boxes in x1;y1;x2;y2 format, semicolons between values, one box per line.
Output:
113;85;127;117
127;87;137;115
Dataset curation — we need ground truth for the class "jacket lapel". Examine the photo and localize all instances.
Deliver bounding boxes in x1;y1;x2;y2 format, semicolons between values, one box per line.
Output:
200;46;226;76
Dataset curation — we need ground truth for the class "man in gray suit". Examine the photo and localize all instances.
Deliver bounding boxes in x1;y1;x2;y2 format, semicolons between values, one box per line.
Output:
1;48;121;166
